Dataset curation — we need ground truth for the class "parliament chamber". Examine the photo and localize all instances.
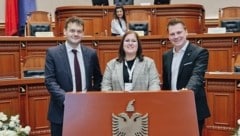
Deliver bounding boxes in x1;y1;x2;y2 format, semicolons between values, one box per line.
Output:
0;4;240;136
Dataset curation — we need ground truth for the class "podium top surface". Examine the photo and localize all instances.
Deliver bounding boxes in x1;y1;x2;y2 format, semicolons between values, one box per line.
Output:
63;91;198;136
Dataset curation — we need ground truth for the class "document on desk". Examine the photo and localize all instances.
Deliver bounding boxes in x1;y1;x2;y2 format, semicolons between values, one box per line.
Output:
207;72;234;74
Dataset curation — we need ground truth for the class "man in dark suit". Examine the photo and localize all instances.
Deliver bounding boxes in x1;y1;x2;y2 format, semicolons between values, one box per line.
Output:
44;16;102;136
162;18;210;136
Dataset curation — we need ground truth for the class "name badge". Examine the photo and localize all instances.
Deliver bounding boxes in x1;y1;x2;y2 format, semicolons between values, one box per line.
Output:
124;83;133;91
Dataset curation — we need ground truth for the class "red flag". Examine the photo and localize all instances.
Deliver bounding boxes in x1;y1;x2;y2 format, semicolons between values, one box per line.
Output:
5;0;19;36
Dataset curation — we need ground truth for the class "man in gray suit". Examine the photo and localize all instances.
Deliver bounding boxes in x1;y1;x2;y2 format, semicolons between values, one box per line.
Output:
162;18;210;136
45;16;102;136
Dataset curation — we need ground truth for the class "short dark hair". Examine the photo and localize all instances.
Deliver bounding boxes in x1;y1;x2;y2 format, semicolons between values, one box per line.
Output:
167;18;186;32
64;16;84;30
117;31;144;62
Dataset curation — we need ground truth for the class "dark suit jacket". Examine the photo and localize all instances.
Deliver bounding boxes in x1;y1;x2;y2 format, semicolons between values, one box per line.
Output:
162;43;210;120
45;44;102;124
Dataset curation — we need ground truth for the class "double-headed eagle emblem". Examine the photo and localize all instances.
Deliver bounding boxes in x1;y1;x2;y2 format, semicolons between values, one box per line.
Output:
112;99;148;136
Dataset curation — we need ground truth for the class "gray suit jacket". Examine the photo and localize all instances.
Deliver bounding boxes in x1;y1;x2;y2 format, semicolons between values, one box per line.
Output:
101;56;160;91
45;44;102;124
162;43;210;120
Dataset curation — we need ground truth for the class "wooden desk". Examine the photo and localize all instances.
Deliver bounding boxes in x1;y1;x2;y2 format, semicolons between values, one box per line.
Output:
0;78;50;136
204;72;240;136
0;33;239;80
0;34;240;136
55;4;205;36
63;91;198;136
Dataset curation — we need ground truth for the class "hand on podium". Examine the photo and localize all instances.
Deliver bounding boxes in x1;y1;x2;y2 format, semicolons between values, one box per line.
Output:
181;88;188;91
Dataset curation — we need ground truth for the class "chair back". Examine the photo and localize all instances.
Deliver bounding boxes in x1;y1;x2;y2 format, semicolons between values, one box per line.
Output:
219;7;240;32
26;11;52;36
21;55;45;78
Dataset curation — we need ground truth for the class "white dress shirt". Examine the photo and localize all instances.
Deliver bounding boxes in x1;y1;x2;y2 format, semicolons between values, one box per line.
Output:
171;41;189;91
65;42;86;92
111;18;127;36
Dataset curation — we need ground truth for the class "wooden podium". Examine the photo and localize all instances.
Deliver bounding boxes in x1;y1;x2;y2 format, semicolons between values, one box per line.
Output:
63;91;198;136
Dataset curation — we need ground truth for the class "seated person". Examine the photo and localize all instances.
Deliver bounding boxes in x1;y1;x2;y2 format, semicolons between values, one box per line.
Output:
111;6;127;36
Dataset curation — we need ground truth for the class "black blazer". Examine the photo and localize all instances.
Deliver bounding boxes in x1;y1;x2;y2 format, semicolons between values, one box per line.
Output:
45;44;102;124
162;43;210;120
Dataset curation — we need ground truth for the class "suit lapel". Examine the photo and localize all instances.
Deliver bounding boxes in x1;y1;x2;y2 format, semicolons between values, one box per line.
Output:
59;44;72;83
178;44;193;75
116;61;124;90
81;46;90;88
131;58;141;89
166;51;174;86
81;46;88;73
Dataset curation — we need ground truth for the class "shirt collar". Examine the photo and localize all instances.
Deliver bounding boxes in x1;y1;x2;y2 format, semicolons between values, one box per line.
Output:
173;40;189;54
65;41;81;53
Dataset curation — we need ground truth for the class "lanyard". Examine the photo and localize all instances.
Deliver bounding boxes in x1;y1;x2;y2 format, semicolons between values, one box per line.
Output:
124;59;136;82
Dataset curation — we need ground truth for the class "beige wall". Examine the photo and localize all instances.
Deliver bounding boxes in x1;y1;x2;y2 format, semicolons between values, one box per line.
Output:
1;0;240;23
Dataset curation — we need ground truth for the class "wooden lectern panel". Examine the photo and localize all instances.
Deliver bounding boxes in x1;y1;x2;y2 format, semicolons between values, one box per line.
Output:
63;91;198;136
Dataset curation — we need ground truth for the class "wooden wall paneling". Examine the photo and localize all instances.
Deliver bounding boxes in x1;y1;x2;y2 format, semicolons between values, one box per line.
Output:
21;55;46;78
81;8;108;37
0;19;221;37
162;40;173;51
201;37;233;72
140;37;163;75
27;83;50;136
0;78;50;136
19;85;29;134
81;37;98;49
0;34;239;136
204;73;240;136
25;38;61;55
96;37;120;73
153;4;205;36
205;19;219;33
55;6;109;37
236;81;240;126
105;14;112;37
0;25;4;36
231;37;239;70
21;38;60;78
207;80;235;125
83;17;103;36
0;85;20;116
152;14;169;36
54;4;205;37
232;37;240;58
154;15;204;36
54;18;65;36
0;40;21;79
126;8;153;35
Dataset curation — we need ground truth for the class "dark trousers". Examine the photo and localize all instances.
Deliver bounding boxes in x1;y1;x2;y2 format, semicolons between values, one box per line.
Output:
50;122;63;136
198;119;205;136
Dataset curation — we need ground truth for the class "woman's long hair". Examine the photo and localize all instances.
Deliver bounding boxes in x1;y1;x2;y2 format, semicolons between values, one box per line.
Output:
113;6;127;23
117;31;144;62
